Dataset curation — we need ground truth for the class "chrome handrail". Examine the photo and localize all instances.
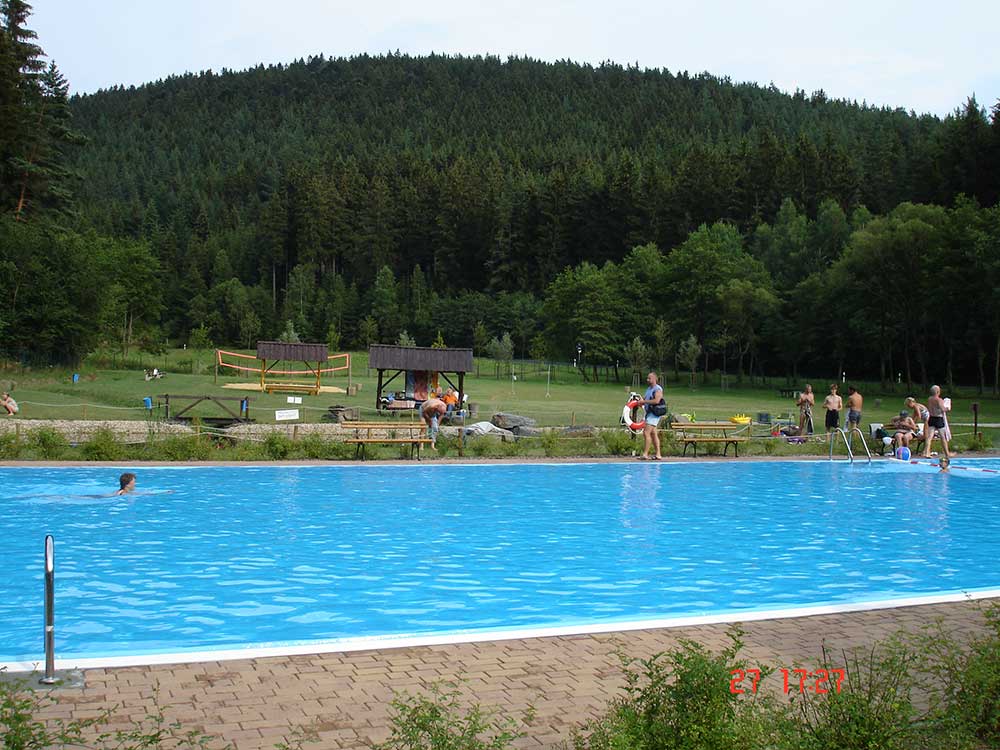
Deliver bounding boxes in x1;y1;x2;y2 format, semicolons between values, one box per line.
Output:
829;428;854;463
848;427;873;464
40;535;57;685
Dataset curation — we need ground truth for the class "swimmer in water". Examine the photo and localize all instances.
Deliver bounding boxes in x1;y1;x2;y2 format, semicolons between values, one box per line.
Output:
939;456;950;473
115;472;136;495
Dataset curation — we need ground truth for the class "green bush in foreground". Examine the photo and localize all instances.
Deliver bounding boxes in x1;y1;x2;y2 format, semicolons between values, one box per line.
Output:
0;432;20;459
573;630;785;750
371;681;533;750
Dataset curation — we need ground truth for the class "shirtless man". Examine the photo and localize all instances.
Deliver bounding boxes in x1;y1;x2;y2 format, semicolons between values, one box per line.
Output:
796;384;814;435
822;384;842;433
846;386;863;431
924;385;952;458
421;398;448;450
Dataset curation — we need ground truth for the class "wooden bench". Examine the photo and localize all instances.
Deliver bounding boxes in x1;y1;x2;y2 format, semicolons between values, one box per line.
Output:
670;422;750;457
342;421;432;460
264;382;320;395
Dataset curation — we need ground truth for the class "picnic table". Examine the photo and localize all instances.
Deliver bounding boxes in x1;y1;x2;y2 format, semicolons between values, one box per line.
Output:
778;388;798;399
670;421;750;457
342;420;432;460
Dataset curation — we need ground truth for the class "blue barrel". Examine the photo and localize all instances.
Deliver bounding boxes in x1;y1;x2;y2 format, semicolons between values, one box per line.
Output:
143;397;153;410
72;373;80;383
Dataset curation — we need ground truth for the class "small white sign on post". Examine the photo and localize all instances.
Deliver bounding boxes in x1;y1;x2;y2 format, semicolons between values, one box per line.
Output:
286;396;302;404
275;409;300;421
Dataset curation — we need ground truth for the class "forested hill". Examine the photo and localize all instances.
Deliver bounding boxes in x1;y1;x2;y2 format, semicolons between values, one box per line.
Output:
68;53;967;301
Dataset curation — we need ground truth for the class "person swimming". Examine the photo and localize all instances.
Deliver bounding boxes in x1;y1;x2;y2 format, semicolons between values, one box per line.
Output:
939;456;951;473
115;472;136;495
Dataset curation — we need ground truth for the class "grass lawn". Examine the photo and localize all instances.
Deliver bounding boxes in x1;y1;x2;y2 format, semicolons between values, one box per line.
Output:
2;350;1000;439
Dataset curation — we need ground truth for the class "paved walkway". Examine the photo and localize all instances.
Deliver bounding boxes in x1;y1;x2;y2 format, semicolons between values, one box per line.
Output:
25;599;995;749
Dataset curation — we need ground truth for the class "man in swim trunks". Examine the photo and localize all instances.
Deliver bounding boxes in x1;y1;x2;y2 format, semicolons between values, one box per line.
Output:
822;384;842;434
796;384;814;435
637;371;664;460
421;398;448;450
846;386;863;431
924;385;952;458
115;472;136;495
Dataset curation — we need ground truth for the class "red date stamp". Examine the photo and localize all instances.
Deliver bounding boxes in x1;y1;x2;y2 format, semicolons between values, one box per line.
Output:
730;668;846;695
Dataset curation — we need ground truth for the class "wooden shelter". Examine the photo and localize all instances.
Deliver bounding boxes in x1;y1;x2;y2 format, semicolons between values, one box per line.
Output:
257;341;329;395
368;345;474;412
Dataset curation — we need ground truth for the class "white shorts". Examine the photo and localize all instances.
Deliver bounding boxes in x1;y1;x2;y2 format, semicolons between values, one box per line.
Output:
645;414;661;427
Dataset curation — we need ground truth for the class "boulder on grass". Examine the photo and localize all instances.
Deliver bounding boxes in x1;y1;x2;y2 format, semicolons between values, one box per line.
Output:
491;412;537;430
510;425;542;438
464;421;515;442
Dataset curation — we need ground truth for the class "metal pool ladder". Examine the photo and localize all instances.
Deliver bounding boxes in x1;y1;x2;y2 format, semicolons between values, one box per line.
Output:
829;427;872;464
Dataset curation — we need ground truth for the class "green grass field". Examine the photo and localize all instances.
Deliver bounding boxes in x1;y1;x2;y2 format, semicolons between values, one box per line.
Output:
3;350;1000;439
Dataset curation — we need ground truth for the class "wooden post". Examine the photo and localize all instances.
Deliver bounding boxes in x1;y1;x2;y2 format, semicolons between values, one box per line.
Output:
348;354;353;391
260;358;266;392
572;411;576;426
293;425;299;441
375;369;384;413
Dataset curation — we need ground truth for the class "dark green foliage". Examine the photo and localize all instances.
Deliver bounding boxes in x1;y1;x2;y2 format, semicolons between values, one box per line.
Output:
25;426;66;459
262;432;292;460
80;427;126;460
372;681;532;750
156;435;212;461
573;631;783;750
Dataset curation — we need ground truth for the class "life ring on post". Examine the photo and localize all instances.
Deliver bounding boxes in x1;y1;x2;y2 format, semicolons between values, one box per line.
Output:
621;393;646;434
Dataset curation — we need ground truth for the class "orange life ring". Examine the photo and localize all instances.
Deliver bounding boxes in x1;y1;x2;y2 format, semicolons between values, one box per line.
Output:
622;399;645;433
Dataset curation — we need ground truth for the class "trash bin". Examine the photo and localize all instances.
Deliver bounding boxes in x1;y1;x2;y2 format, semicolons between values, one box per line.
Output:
143;397;153;410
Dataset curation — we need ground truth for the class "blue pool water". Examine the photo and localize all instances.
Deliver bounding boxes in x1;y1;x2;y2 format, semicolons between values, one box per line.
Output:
2;460;999;662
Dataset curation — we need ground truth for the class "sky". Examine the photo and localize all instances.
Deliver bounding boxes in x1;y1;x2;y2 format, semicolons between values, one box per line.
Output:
31;0;1000;117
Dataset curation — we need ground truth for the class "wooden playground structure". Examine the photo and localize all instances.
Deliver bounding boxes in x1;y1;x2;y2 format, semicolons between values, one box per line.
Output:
215;341;351;396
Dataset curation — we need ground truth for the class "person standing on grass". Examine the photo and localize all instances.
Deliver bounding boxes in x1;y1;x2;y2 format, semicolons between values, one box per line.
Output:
846;386;863;432
796;384;815;435
637;371;664;460
421;398;448;450
823;384;842;434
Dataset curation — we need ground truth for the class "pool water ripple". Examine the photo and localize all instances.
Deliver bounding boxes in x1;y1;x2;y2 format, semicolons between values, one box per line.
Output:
2;460;999;661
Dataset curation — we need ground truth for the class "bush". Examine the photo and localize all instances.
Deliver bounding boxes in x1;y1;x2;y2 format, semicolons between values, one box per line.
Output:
918;602;1000;745
540;430;559;458
600;429;635;456
81;428;126;461
963;432;993;452
0;432;20;459
469;437;495;457
155;435;211;461
499;438;522;458
435;435;457;457
372;681;532;750
263;433;293;460
296;433;340;460
573;630;782;750
27;427;68;459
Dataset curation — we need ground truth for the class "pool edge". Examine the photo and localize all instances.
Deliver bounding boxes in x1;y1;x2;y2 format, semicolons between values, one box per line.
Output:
5;588;999;672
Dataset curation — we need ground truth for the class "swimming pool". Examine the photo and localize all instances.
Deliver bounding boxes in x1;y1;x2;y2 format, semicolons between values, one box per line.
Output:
2;459;999;666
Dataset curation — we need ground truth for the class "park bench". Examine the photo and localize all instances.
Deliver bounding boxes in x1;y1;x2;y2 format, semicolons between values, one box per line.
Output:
342;421;432;460
264;382;320;396
670;421;750;457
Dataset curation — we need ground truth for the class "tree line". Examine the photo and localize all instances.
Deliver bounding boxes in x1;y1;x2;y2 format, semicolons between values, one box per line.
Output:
1;2;999;391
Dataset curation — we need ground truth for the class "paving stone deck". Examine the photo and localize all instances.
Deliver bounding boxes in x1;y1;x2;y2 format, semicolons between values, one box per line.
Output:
19;599;995;749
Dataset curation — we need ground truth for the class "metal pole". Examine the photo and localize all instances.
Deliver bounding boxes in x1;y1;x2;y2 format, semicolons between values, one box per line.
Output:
40;535;57;685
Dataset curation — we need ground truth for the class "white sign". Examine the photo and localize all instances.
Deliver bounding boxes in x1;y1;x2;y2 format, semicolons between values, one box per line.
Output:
286;396;302;404
275;409;300;421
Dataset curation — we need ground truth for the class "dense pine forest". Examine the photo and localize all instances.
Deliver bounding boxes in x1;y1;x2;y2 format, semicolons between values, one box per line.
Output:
2;1;999;390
